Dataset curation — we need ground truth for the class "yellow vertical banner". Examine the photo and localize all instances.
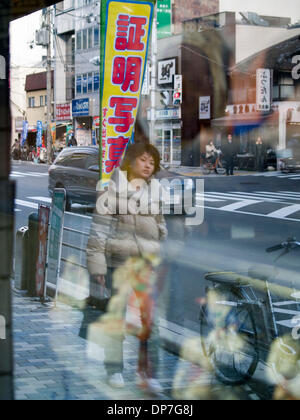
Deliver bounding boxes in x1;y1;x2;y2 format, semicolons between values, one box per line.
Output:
100;0;156;185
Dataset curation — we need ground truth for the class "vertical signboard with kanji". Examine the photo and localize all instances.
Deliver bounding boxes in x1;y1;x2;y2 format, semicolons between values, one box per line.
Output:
21;120;28;146
36;120;43;148
100;0;156;186
256;69;271;112
157;0;172;39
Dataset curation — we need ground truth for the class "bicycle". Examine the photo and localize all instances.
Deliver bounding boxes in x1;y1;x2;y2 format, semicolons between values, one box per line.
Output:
199;238;300;385
202;153;226;175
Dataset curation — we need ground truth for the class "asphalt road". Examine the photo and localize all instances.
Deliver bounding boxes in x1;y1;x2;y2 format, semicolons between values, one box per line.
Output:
11;160;300;399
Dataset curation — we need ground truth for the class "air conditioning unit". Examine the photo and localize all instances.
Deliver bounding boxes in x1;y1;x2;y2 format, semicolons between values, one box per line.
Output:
35;29;50;47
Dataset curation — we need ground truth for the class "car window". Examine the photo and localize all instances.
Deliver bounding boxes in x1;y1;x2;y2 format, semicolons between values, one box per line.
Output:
54;153;73;167
85;153;99;170
66;153;90;169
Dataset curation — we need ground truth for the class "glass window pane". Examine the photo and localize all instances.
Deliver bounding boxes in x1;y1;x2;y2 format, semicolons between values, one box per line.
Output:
82;29;87;50
88;73;93;92
76;31;81;50
82;74;87;94
94;26;99;47
88;28;93;49
76;76;82;94
93;72;99;91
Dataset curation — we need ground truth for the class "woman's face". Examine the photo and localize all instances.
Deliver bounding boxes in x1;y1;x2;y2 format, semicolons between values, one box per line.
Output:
129;152;156;181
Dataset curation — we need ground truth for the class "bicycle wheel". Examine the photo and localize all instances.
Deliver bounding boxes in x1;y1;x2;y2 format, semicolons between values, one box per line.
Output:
203;164;211;175
200;286;259;385
216;167;226;175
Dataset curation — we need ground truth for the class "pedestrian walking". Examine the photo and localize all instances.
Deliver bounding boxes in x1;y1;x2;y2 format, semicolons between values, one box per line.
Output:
223;134;236;176
255;137;265;172
86;142;167;392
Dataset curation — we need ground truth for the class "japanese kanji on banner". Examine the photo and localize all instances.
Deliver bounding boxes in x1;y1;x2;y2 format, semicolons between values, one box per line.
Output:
100;0;156;185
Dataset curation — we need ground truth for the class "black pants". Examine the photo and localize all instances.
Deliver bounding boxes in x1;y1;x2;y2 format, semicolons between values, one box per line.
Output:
256;156;264;172
226;157;235;175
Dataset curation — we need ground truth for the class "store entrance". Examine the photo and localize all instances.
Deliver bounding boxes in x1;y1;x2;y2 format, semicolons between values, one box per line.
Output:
155;125;181;165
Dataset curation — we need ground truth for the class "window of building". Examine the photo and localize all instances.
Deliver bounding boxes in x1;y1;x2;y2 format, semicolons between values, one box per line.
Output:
28;97;35;108
88;28;93;49
88;73;93;93
94;26;99;47
82;29;87;50
93;72;99;92
76;76;82;95
45;95;47;106
76;31;82;50
82;74;88;94
40;96;44;107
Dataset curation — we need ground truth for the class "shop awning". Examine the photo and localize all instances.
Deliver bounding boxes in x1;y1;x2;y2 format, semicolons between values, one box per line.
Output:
211;112;279;128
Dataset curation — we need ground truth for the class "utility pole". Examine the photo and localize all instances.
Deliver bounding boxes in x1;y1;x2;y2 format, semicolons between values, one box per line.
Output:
150;5;157;145
46;7;52;164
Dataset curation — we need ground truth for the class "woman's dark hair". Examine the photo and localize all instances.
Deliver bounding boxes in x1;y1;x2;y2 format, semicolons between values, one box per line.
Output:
121;142;161;176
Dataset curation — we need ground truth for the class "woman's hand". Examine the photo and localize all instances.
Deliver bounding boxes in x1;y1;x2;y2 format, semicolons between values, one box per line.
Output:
95;275;106;287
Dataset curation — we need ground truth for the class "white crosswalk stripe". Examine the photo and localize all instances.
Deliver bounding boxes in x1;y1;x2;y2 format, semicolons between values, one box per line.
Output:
252;171;300;180
195;190;300;221
10;171;48;179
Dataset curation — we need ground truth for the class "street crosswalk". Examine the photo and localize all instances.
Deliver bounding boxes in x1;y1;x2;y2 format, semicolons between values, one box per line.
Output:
252;171;300;180
10;171;48;179
196;190;300;222
13;191;300;222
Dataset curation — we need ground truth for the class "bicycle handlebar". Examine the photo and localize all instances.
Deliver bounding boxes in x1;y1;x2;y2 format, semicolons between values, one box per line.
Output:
266;238;300;253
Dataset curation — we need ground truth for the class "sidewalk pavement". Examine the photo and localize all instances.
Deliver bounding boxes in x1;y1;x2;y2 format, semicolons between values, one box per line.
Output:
12;288;206;401
12;287;265;400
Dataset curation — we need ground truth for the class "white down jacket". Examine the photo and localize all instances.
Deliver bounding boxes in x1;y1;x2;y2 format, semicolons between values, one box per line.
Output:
86;169;168;276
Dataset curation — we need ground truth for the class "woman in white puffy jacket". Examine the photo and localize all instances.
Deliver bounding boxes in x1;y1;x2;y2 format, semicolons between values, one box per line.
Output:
86;142;167;392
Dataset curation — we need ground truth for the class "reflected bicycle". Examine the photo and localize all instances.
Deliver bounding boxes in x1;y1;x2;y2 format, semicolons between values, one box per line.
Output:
199;238;300;385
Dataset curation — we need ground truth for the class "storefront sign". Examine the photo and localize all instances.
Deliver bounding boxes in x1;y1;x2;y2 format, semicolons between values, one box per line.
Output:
35;205;50;299
56;103;72;121
100;0;156;186
157;0;172;39
158;58;176;85
256;69;271;112
46;189;66;301
199;96;211;120
148;107;181;120
72;98;89;117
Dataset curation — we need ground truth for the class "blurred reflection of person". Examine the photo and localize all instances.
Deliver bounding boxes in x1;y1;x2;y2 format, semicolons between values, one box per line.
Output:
86;142;167;392
255;137;265;172
223;134;236;176
206;140;217;164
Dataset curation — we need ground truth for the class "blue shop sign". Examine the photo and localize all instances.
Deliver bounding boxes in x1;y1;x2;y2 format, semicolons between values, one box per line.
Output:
72;98;89;117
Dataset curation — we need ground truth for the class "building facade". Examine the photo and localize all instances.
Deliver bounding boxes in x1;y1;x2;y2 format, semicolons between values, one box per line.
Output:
24;70;54;147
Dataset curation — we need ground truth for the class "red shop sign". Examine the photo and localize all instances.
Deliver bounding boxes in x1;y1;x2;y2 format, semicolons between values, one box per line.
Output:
56;103;71;121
